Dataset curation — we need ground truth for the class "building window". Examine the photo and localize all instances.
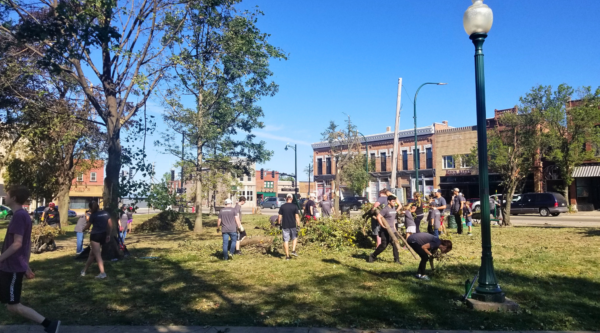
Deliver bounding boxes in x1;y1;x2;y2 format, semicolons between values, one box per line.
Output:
413;148;420;169
69;198;89;209
460;155;472;168
77;173;84;182
426;148;432;169
90;172;97;182
265;181;274;189
443;155;455;169
247;176;251;181
317;159;323;175
326;157;331;174
380;152;387;172
402;150;408;170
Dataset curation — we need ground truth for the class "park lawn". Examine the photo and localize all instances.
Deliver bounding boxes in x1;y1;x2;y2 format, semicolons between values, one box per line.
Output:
0;213;598;330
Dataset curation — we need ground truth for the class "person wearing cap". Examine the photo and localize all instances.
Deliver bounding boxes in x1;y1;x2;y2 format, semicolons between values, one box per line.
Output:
367;195;401;264
217;198;242;260
278;193;300;260
427;199;441;237
433;189;447;234
41;203;55;224
45;204;60;229
407;232;453;280
320;194;334;217
370;189;389;248
234;196;247;255
450;188;466;235
303;194;317;223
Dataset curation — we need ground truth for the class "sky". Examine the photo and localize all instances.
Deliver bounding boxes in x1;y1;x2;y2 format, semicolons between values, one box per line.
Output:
144;0;600;182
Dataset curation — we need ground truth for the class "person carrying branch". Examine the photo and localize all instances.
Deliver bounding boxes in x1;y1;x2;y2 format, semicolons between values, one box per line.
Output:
367;195;402;264
407;232;452;281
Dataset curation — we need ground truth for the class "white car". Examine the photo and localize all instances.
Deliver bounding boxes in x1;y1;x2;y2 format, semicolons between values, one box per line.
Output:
472;194;521;212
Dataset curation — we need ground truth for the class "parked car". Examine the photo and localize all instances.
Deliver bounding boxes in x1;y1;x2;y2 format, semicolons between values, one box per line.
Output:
261;197;286;209
0;205;12;220
33;206;77;219
472;194;521;212
340;196;368;211
510;192;568;217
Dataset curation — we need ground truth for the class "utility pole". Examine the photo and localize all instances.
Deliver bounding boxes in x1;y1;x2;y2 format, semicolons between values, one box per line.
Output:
179;133;185;213
391;78;403;190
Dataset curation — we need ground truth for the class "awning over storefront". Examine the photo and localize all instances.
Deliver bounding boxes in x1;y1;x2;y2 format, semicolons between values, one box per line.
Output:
257;192;276;197
572;165;600;178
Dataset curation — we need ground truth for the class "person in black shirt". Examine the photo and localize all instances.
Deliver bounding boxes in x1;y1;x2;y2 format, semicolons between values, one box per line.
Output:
278;194;300;260
407;233;452;280
303;195;316;224
368;195;401;264
45;205;60;228
81;201;112;279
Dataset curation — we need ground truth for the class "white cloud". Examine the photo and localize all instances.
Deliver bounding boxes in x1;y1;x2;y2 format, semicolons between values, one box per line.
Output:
253;131;311;146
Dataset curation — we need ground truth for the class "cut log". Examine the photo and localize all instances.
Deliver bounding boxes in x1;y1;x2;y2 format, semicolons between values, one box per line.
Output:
240;236;273;247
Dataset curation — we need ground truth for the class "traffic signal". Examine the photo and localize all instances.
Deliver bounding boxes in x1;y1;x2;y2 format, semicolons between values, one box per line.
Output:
170;170;175;181
272;171;275;178
260;168;264;179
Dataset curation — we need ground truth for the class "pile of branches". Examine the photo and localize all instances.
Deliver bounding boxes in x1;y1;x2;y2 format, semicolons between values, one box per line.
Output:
32;224;63;253
134;211;193;232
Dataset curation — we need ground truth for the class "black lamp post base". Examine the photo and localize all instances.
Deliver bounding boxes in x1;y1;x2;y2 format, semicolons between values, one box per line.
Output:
471;291;505;303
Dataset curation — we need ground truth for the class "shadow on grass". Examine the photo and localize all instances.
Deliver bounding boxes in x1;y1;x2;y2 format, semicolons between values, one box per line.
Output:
579;228;600;237
3;246;598;330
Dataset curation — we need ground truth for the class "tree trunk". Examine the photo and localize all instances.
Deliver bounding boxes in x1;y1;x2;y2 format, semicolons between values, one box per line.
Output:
563;180;570;207
193;142;203;233
333;172;340;212
102;103;124;259
501;184;517;227
56;182;71;229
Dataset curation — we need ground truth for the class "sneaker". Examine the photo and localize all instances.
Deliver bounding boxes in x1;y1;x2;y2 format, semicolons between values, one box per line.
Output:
286;256;291;261
44;320;61;333
367;255;375;263
95;272;107;279
80;270;86;277
415;274;422;279
291;251;298;257
468;233;473;236
419;275;431;281
234;250;242;255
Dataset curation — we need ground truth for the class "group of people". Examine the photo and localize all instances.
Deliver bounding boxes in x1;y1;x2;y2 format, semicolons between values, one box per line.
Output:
302;194;334;221
366;188;461;280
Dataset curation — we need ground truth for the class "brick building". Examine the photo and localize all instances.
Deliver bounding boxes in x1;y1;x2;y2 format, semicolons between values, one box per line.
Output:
312;122;450;202
69;160;105;213
256;169;279;202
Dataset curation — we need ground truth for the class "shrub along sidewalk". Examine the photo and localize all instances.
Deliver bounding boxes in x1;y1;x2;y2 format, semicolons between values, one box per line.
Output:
0;213;598;331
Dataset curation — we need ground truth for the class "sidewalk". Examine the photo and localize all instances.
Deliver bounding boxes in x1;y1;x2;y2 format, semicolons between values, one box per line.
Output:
1;326;599;333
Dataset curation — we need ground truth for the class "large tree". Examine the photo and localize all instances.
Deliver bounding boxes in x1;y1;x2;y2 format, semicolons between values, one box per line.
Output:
321;117;362;211
158;0;284;232
1;0;183;254
541;85;600;203
339;153;369;197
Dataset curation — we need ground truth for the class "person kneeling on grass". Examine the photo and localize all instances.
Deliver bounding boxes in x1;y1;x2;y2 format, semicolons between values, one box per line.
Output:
407;233;452;281
217;199;241;260
278;193;300;260
0;185;60;333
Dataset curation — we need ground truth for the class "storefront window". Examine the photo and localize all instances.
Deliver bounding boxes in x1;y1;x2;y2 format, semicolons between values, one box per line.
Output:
443;156;455;169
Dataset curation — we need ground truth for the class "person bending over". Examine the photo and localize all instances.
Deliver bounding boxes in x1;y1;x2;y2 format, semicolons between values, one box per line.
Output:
407;233;452;280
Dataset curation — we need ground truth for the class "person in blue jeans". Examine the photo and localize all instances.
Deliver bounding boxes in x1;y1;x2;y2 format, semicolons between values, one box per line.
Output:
119;209;129;242
216;199;241;260
74;211;90;255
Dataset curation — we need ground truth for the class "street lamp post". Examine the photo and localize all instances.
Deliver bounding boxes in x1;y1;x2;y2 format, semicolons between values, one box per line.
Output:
285;143;298;203
413;82;446;194
464;0;505;303
357;132;369;201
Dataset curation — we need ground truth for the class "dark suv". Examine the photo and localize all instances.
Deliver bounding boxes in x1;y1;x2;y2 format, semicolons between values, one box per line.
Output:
340;196;368;211
510;192;568;217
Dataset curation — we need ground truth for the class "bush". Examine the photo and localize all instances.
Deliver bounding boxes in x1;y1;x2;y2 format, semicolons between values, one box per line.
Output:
134;211;193;232
299;215;371;250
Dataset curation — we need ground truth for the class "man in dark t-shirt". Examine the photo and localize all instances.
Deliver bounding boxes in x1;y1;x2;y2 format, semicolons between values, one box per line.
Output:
278;194;300;260
450;188;466;234
0;185;60;332
368;195;401;264
407;233;452;280
304;195;316;222
217;199;241;260
370;189;389;247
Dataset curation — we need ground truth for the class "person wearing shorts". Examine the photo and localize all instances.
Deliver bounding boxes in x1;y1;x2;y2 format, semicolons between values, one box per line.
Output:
0;185;60;333
404;204;417;238
278;194;300;260
464;202;474;236
234;196;247;255
371;189;389;247
81;201;112;279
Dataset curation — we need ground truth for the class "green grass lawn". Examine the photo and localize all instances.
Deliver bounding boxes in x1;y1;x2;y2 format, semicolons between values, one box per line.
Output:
0;213;599;330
